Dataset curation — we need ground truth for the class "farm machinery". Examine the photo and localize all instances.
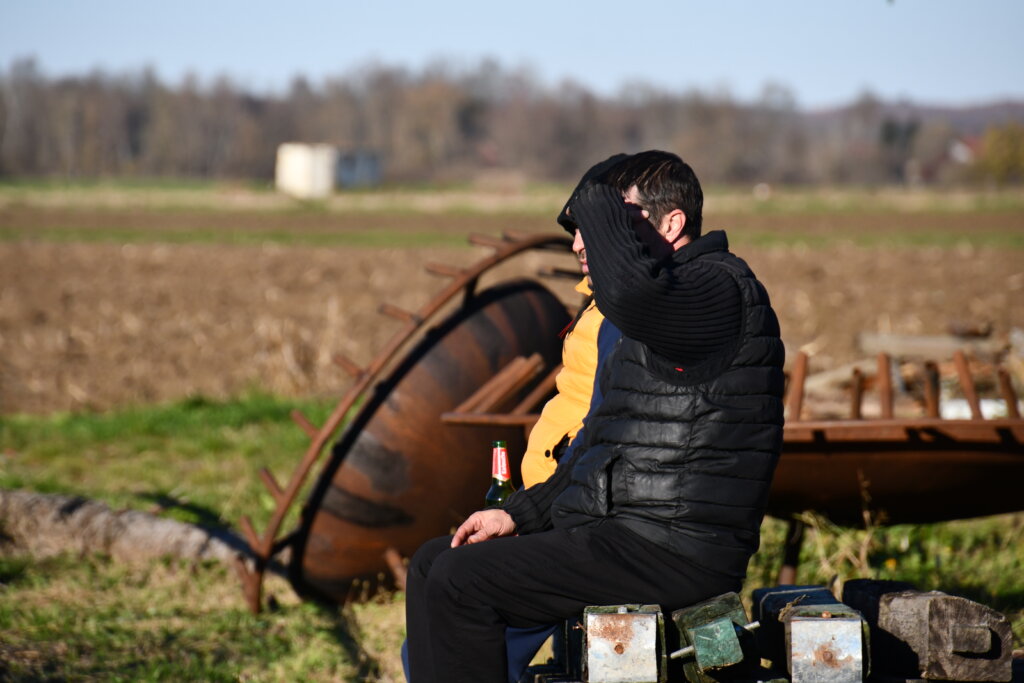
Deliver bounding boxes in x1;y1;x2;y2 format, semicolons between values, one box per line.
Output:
234;231;1024;681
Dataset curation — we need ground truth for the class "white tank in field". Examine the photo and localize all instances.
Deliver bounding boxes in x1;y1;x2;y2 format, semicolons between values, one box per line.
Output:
275;143;338;199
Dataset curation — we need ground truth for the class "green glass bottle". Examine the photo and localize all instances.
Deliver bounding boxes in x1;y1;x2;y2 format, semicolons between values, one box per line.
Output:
485;440;515;508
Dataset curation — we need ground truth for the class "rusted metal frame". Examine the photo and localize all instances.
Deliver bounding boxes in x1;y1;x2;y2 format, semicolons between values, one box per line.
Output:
953;350;983;419
858;331;1005;358
440;412;543;429
511;363;563;415
236;232;572;612
384;547;407;591
270;529;299;555
452;353;544;415
423;262;467;278
331;353;363;378
777;517;806;585
259;468;285;504
780;351;808;585
501;231;579;251
924;361;941;418
785;351;809;421
378;303;422;324
850;367;865;419
538;266;586;280
877;352;894;419
468;233;508;249
454;355;526;413
289;409;319;438
999;367;1021;418
477;353;543;412
783;417;1024;444
443;354;553;445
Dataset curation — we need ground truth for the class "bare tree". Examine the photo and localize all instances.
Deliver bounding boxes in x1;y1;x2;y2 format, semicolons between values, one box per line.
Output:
0;58;1019;185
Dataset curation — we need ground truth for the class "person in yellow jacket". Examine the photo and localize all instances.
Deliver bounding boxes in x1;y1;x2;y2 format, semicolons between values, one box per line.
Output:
520;278;604;487
517;155;630;491
403;154;624;683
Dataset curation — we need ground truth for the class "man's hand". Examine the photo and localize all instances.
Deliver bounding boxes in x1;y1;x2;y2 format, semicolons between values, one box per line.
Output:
451;509;516;547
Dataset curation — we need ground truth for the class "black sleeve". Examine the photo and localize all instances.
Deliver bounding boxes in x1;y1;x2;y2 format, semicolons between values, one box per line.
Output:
502;443;584;534
569;184;741;366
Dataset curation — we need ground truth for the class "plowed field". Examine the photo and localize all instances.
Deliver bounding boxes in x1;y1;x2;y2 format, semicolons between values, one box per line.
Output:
2;201;1022;414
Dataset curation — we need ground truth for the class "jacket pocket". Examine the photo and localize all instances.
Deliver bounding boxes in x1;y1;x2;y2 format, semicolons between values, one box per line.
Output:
569;444;619;516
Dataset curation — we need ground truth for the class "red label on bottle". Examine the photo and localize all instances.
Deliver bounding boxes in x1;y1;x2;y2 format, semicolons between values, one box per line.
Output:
492;444;510;482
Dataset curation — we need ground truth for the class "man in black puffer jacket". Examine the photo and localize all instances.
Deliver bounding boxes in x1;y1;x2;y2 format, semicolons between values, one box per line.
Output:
405;151;785;683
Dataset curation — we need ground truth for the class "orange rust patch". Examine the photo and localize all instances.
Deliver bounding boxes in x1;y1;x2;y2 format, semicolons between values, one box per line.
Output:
588;614;635;655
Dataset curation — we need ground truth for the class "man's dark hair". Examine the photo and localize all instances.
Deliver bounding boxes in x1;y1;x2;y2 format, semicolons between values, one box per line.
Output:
604;150;704;240
557;153;631;234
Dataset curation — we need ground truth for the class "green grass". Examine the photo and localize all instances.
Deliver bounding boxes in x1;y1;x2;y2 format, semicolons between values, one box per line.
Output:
2;181;1022;250
747;513;1024;649
0;393;336;529
3;178;1023;216
0;554;400;681
0;177;569;217
2;396;1023;678
0;394;411;680
709;185;1024;214
735;227;1024;250
3;218;1022;250
0;176;230;191
0;224;472;249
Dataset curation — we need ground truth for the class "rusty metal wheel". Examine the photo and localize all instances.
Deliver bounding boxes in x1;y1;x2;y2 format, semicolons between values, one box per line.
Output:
291;278;569;603
235;232;575;612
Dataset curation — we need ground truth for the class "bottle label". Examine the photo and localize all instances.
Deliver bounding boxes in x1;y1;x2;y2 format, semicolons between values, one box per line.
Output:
491;444;510;482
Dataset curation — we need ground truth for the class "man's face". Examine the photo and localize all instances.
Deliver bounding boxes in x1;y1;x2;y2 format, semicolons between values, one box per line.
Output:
572;228;591;287
624;185;676;260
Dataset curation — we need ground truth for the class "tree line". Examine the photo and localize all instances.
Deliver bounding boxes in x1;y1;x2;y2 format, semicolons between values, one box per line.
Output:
1;57;1021;185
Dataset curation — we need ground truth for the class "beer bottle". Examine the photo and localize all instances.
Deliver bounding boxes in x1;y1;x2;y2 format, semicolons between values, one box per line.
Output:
485;440;515;508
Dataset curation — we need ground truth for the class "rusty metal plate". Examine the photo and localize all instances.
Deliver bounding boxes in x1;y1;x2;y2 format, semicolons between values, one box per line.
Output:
770;432;1024;525
789;616;864;682
584;605;664;683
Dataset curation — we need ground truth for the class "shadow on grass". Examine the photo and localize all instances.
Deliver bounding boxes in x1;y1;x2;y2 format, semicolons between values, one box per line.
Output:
313;601;384;680
135;491;224;528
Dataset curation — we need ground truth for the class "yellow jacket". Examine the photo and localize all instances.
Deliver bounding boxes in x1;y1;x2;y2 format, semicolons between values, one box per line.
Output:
520;280;604;487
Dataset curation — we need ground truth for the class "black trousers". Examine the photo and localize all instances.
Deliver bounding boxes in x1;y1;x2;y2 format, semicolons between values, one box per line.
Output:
405;521;739;683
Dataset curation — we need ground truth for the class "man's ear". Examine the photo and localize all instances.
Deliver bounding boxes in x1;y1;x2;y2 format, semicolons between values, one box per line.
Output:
662;209;687;243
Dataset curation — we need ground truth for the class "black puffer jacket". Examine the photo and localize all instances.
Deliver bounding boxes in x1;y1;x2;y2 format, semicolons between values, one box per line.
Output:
550;246;785;579
504;185;784;580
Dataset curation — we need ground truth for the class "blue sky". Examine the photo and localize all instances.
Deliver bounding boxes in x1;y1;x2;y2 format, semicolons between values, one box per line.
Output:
1;0;1021;109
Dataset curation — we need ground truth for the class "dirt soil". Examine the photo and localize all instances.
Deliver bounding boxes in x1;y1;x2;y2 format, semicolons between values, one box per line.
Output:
2;208;1022;415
